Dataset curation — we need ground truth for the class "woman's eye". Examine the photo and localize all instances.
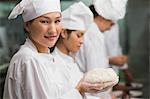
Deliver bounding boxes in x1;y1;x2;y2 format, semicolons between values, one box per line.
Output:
77;32;84;38
41;20;49;24
55;19;61;24
77;34;81;38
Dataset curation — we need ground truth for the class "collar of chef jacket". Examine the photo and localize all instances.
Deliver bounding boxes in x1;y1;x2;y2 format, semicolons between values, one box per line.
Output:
53;47;75;63
23;38;54;61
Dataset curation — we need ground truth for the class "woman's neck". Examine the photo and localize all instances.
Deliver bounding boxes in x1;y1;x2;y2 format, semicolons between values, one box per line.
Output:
30;38;49;53
57;43;69;55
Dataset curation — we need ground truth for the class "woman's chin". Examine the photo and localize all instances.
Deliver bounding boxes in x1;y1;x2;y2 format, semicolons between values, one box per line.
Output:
48;42;56;48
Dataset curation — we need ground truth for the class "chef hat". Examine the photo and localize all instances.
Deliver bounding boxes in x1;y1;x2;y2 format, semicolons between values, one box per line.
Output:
61;2;93;32
92;0;128;22
8;0;61;22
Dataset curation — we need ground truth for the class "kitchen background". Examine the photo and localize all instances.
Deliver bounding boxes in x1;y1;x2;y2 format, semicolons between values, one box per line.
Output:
0;0;149;98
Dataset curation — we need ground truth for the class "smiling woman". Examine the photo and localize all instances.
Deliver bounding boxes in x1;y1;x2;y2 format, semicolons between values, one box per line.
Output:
2;0;89;99
24;13;62;53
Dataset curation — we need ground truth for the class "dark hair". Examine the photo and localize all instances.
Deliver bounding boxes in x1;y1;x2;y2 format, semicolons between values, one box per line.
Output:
49;46;55;53
89;5;99;18
24;28;28;34
65;29;75;39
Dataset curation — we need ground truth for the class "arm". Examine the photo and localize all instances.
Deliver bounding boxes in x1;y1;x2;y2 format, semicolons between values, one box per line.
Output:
109;55;128;67
123;69;133;85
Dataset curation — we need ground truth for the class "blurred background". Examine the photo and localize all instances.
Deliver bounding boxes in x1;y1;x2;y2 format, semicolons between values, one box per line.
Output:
0;0;149;98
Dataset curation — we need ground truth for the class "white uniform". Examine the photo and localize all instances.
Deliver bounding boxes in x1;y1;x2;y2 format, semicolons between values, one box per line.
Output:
104;24;128;73
76;22;111;99
3;38;82;99
76;22;109;73
52;48;101;99
52;48;83;88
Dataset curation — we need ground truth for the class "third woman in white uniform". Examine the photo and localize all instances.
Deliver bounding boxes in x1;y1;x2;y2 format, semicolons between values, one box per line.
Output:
76;0;128;98
104;23;133;98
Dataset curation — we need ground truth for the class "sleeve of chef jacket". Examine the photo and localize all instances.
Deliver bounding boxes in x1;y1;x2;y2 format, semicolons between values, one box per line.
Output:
104;24;128;70
3;57;82;99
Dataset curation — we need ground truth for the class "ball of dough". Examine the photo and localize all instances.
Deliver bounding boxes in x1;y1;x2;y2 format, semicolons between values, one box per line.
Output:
84;68;119;84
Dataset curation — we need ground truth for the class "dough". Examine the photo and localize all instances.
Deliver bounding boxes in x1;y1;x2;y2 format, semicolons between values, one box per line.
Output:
84;68;119;84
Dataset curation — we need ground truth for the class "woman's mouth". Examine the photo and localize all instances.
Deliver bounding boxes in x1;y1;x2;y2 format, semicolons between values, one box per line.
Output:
44;35;57;41
77;45;81;48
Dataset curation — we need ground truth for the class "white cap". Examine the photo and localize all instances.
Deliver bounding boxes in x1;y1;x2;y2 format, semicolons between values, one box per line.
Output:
61;2;93;32
92;0;128;22
8;0;61;22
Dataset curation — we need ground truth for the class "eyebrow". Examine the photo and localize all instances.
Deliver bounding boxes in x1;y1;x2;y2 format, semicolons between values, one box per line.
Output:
41;15;61;20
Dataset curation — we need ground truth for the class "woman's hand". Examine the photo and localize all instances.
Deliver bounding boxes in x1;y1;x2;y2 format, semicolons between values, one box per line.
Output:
76;79;103;96
109;55;128;66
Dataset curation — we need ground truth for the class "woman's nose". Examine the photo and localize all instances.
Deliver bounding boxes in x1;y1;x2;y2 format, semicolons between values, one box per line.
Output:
80;37;84;44
49;23;57;34
111;22;114;27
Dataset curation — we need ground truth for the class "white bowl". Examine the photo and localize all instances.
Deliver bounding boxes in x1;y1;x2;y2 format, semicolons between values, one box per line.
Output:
129;90;143;97
131;83;143;89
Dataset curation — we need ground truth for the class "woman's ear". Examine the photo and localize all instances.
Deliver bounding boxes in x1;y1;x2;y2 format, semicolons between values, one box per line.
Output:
61;29;67;39
24;22;30;33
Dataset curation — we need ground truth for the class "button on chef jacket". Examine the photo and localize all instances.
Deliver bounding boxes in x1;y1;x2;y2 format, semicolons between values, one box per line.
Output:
3;38;82;99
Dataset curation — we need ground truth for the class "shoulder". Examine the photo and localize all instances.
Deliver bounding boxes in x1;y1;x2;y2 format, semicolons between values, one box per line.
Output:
6;48;39;80
9;45;40;72
13;46;37;61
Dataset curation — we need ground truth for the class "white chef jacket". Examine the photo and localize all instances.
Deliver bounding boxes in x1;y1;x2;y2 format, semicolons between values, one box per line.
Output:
104;24;128;73
76;22;111;99
3;38;82;99
52;48;83;88
76;22;109;72
52;48;101;99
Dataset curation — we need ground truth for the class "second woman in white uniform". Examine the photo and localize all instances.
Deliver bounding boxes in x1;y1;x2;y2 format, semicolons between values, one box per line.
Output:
52;2;107;99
